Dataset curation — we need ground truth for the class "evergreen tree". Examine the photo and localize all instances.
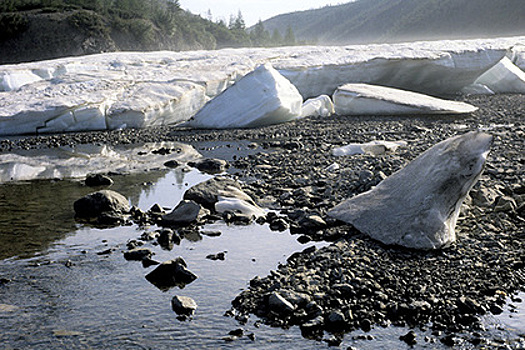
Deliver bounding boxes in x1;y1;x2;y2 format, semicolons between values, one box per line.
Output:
284;25;296;45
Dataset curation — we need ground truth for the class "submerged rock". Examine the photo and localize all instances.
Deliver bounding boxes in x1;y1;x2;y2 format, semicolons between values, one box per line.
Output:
73;190;130;219
85;174;114;187
186;63;302;129
333;83;478;115
328;131;492;249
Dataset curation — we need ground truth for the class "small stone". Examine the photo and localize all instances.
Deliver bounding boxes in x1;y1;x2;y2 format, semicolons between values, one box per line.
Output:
188;158;228;174
145;257;198;291
171;295;197;316
123;248;152;261
361;318;372;332
163;160;181;168
206;251;226;261
228;328;244;337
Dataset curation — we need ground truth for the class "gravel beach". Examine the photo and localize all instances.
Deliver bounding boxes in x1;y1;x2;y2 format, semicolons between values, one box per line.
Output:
1;94;524;347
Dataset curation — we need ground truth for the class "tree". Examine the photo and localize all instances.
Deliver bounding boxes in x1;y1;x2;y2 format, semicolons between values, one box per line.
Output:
229;10;245;31
250;20;270;47
284;25;296;45
271;29;283;46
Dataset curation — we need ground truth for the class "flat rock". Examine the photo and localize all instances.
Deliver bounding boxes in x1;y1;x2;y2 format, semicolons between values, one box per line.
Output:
328;132;493;249
188;158;228;174
162;200;208;226
333;84;478;116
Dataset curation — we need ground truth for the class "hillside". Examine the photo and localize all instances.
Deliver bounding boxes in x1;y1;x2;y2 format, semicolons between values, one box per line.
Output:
0;0;283;65
262;0;525;45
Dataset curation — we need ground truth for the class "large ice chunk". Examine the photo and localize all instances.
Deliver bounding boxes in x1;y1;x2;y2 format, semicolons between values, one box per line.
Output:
333;84;478;116
300;95;334;118
186;64;303;129
332;140;407;156
466;57;525;94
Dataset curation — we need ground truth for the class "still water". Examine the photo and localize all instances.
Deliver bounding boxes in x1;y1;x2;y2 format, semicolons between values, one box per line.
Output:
0;166;523;349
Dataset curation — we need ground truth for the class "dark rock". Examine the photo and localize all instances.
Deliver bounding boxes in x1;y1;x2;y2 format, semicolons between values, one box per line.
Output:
268;292;296;314
157;228;180;250
162;200;208;226
206;251;226;261
440;334;457;347
171;295;197;316
85;174;114;187
201;230;222;237
145;257;198;291
148;203;165;214
123;248;152;261
188;158;228;174
228;328;244;337
164;160;181;168
142;258;160;268
400;330;417;345
361;318;372;332
269;218;289;231
74;190;130;218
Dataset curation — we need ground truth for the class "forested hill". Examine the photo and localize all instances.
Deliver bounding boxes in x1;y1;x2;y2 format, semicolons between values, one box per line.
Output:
0;0;297;64
261;0;525;45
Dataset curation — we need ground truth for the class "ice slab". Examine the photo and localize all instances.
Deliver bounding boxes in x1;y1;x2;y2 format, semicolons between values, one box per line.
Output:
300;95;334;118
186;64;302;129
332;140;408;156
333;84;478;116
0;36;523;135
0;142;201;183
466;57;525;94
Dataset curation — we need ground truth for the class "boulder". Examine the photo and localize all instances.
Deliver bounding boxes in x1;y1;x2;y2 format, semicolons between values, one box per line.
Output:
123;248;152;261
85;174;114;187
161;200;208;226
73;190;130;218
145;257;198;291
328;132;493;249
333;83;478;116
183;176;257;211
186;63;302;129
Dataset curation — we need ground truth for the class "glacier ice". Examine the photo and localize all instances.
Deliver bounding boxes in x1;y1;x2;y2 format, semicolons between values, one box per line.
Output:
332;140;408;156
0;36;524;135
333;84;478;116
0;142;201;183
186;64;303;129
465;57;525;94
300;95;334;118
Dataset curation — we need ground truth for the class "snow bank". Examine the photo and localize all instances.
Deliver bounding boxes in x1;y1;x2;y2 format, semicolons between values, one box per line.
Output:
333;84;478;116
0;36;524;135
186;64;302;129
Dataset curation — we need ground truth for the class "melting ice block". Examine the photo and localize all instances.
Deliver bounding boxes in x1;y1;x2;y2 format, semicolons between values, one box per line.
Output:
333;84;478;116
186;64;303;129
466;57;525;94
332;140;407;156
300;95;335;118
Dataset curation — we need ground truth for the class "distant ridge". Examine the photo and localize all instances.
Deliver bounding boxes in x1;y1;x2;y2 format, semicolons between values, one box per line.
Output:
261;0;525;45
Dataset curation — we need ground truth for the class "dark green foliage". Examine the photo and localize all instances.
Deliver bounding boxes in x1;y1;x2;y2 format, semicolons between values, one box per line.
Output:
0;0;298;53
0;13;29;41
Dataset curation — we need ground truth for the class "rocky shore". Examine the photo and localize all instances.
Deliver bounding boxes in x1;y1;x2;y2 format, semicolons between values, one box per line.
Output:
1;94;524;347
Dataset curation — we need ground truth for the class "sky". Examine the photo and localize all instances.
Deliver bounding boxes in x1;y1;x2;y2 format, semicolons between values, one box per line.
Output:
178;1;348;26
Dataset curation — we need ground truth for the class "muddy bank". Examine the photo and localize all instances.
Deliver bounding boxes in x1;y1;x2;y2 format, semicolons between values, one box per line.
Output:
1;94;524;347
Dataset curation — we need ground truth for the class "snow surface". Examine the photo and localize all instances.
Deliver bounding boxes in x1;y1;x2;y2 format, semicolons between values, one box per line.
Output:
0;36;524;135
333;84;478;116
185;63;302;129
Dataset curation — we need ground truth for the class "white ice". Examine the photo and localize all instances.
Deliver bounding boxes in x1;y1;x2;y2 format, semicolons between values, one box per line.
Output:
332;140;408;156
333;84;478;116
464;57;525;94
0;142;201;183
215;196;266;218
1;36;524;135
186;63;302;129
299;95;334;118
